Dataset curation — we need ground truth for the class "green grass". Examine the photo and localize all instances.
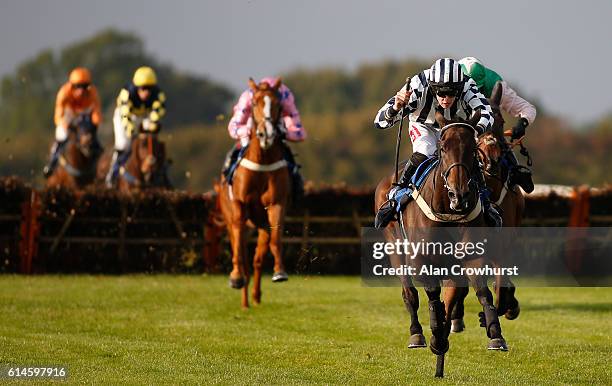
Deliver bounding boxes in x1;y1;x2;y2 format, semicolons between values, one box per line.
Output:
0;275;610;385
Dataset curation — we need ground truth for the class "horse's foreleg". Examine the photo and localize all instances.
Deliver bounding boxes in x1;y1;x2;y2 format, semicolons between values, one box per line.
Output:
400;276;426;348
446;277;469;333
424;285;449;356
252;228;270;305
469;273;508;351
266;204;287;282
498;276;520;320
241;230;250;309
229;202;247;292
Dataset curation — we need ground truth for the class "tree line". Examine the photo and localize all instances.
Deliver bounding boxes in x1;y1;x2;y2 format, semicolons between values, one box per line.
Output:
0;29;610;190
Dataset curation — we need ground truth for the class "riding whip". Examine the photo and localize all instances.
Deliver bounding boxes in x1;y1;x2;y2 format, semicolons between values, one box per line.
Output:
393;77;411;184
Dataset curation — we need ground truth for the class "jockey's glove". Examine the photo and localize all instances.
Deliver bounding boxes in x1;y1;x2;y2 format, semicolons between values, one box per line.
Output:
511;117;529;140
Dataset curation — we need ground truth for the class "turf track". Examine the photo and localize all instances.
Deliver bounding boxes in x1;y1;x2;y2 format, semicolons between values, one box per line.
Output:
0;275;610;384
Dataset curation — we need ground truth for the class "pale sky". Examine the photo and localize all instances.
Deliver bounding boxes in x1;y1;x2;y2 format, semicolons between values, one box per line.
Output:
0;0;610;125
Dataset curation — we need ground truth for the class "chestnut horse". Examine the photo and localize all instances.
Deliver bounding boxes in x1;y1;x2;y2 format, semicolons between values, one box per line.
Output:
47;114;101;189
218;78;290;308
375;119;507;376
117;132;171;192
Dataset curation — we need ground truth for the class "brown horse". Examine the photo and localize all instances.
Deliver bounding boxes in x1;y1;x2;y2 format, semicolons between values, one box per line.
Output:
116;132;171;192
218;78;290;308
446;84;525;333
375;118;507;376
477;83;524;319
47;114;101;190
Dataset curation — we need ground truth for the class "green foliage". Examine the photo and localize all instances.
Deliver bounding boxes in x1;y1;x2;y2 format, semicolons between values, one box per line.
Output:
282;59;429;114
0;29;234;135
0;276;610;384
1;30;610;190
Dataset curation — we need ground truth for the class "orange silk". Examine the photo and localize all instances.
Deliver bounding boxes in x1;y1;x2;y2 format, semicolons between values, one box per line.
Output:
54;82;102;126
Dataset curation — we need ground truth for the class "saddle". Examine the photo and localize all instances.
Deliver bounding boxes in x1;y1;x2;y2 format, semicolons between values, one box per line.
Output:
394;156;439;213
224;145;249;185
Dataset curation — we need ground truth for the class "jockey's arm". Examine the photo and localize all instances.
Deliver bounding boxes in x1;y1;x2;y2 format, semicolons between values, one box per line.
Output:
374;75;419;129
279;86;306;142
117;88;136;137
90;86;102;127
227;90;253;140
54;83;70;128
463;78;494;133
499;81;537;125
147;91;166;132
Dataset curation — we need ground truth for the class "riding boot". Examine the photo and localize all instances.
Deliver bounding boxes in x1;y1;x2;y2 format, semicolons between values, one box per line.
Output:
222;144;241;178
105;150;124;188
374;152;428;229
474;160;503;227
43;140;67;178
282;142;304;200
505;150;534;193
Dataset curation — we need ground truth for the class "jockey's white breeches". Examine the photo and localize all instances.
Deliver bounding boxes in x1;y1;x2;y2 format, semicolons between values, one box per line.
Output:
112;107;151;151
408;122;439;156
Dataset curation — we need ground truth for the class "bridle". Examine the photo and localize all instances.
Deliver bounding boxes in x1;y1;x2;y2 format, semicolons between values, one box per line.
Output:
437;123;477;193
477;132;507;184
252;90;282;149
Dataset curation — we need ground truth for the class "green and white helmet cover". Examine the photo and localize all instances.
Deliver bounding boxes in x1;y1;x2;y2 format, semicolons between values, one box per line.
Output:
458;57;502;98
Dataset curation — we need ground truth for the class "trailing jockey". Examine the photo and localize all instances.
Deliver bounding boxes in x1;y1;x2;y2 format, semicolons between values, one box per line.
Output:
106;66;167;187
43;67;102;177
459;57;535;193
374;58;502;229
224;77;306;198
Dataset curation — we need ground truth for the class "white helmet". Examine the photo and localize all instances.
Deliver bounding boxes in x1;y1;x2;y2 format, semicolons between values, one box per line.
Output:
428;58;464;95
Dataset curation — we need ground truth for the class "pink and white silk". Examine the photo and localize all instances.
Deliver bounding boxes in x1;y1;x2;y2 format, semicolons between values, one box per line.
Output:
228;77;306;142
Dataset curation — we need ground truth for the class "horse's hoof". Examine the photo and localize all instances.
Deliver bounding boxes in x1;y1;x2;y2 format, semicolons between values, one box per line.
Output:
408;333;427;348
451;318;465;333
429;336;449;356
271;271;288;282
505;304;520;320
229;276;245;289
487;338;509;351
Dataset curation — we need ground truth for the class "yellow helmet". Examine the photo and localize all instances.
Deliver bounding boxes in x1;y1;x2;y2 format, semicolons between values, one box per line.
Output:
133;66;157;87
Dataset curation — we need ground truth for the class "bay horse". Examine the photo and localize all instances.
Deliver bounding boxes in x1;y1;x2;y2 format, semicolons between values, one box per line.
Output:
375;117;507;376
47;113;101;190
117;132;171;192
477;83;523;319
218;78;290;308
447;84;524;333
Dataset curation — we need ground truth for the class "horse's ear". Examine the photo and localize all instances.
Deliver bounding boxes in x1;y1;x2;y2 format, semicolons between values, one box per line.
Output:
435;110;448;128
248;77;258;92
490;81;503;107
272;77;282;91
468;109;482;128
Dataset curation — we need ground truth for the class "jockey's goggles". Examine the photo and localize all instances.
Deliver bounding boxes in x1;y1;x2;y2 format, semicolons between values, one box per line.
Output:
137;86;153;92
72;83;90;90
432;86;460;98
